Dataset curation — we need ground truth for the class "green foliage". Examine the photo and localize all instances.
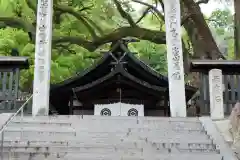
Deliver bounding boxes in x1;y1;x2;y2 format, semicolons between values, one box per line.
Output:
129;40;167;75
0;0;169;91
227;38;235;59
0;0;235;91
207;9;234;59
207;9;233;30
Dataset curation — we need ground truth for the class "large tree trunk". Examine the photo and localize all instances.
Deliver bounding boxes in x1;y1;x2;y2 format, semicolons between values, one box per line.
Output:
179;0;223;87
234;0;240;59
182;0;222;60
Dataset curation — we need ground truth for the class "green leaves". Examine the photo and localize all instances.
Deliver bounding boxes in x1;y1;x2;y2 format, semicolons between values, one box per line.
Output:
130;40;167;74
208;9;233;30
0;0;234;91
207;9;234;59
0;0;167;91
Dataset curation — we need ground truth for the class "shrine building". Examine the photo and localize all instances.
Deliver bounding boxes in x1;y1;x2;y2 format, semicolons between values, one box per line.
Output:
49;39;196;116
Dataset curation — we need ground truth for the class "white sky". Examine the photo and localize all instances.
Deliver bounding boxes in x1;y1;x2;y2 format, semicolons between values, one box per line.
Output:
200;1;234;16
134;1;234;16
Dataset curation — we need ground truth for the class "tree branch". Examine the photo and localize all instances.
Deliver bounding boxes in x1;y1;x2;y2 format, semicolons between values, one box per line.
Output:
113;0;136;27
55;44;77;54
133;0;190;26
82;16;104;35
0;9;166;53
25;0;37;15
54;5;98;39
136;7;151;24
158;0;165;12
132;0;164;21
0;17;35;32
95;27;165;45
52;36;95;51
79;5;94;12
53;27;166;51
196;0;209;5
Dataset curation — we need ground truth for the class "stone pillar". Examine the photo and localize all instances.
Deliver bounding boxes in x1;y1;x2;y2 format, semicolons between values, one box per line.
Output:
209;69;224;120
32;0;53;116
163;0;186;117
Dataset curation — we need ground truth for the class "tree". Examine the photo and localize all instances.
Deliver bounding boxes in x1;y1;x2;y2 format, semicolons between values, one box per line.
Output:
0;0;230;89
0;0;168;90
0;0;222;56
216;0;240;59
207;8;234;59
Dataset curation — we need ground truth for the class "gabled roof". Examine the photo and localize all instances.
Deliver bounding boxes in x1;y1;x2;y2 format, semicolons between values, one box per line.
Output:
50;52;110;90
50;41;168;91
50;39;196;97
73;64;166;93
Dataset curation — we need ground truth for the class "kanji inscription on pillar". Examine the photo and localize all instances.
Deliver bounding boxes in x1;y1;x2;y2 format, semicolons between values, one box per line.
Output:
164;0;186;117
32;0;53;116
209;69;224;119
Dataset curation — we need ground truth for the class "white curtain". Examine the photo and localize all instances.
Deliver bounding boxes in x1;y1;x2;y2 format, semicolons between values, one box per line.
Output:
94;102;144;116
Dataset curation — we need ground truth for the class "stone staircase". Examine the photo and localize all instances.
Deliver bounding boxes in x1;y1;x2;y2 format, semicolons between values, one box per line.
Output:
0;115;236;159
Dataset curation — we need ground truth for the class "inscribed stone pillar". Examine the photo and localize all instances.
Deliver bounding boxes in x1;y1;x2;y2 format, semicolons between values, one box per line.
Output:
163;0;186;117
32;0;53;116
209;69;224;120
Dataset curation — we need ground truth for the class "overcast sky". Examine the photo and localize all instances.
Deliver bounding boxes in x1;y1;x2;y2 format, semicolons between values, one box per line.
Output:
133;1;234;16
200;1;233;16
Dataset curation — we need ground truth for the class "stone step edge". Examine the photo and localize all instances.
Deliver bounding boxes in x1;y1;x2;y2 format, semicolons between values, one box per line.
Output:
2;148;219;154
4;130;206;135
2;140;215;147
4;127;205;132
2;136;212;141
2;151;222;157
0;151;222;160
10;121;203;128
4;127;76;132
15;115;201;120
11;121;72;125
2;141;216;147
11;120;202;124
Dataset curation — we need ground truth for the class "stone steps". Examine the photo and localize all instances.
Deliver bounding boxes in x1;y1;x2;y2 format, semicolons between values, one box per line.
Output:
3;132;210;142
3;137;212;144
3;145;218;154
13;115;200;121
3;127;76;138
1;152;223;160
3;139;215;146
7;124;204;133
0;116;233;160
2;140;217;150
2;133;211;142
12;116;203;124
9;120;203;130
9;121;72;127
4;126;207;135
